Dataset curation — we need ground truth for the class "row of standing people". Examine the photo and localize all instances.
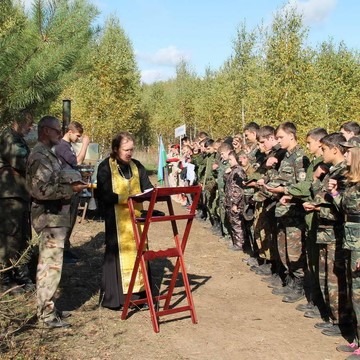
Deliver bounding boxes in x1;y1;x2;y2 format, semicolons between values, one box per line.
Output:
0;113;91;328
179;121;360;359
1;114;154;330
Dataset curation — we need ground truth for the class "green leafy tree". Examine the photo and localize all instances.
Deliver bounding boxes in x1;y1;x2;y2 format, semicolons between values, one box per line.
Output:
0;0;98;124
313;40;360;132
263;6;316;140
60;16;142;154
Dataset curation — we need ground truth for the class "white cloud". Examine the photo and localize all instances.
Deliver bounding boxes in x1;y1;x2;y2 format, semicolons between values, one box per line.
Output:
286;0;337;25
141;69;175;84
137;46;190;67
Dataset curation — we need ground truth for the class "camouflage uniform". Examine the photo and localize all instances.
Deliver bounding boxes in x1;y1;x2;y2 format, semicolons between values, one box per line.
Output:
339;182;360;340
246;143;264;172
224;165;246;249
243;143;264;254
0;127;32;286
216;158;231;236
274;145;309;282
26;142;74;323
313;160;350;324
203;152;217;224
192;152;207;218
287;156;326;306
252;144;286;262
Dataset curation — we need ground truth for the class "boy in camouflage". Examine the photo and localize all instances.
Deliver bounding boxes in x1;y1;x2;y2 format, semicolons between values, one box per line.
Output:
242;122;265;260
303;133;350;337
217;141;233;239
265;122;309;303
330;138;360;356
280;127;328;316
202;138;218;228
250;126;287;277
224;151;246;251
192;134;209;220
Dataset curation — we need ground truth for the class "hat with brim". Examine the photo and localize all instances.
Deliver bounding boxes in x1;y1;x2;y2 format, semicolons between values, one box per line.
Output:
340;136;360;148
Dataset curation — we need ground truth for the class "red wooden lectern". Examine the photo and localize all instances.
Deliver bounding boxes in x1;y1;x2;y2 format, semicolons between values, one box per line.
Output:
121;185;201;333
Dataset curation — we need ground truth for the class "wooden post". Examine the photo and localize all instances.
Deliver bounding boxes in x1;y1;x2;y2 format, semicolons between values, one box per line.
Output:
62;99;71;134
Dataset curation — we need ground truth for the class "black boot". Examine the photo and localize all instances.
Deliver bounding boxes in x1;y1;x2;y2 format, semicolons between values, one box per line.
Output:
14;265;36;292
282;277;305;303
211;219;222;236
0;271;25;295
272;275;294;295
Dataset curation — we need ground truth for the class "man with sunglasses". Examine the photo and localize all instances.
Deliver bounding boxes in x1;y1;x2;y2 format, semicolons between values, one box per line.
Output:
26;116;87;328
54;121;90;263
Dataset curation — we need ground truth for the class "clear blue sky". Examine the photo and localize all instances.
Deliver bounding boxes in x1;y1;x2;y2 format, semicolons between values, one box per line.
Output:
27;0;360;84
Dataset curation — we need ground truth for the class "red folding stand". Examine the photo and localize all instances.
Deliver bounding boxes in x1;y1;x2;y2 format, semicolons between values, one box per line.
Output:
121;185;201;333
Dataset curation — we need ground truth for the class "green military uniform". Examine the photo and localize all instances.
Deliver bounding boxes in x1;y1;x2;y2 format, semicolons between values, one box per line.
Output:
313;160;350;325
338;182;360;341
287;156;325;306
192;152;207;218
216;158;231;236
252;144;286;263
274;145;309;292
224;164;246;249
0;127;32;290
203;152;217;224
26;142;74;323
243;143;263;255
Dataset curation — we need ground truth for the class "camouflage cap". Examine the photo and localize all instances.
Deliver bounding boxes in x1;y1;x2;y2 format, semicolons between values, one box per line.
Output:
340;136;360;149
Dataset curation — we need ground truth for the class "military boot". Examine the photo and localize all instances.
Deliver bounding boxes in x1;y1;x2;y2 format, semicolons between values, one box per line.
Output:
266;273;283;288
272;275;294;296
0;271;25;295
295;301;315;312
282;277;305;303
255;263;272;276
14;264;36;292
211;219;223;236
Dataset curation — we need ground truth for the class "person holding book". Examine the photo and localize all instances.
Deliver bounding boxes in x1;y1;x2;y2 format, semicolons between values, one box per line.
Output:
97;132;153;310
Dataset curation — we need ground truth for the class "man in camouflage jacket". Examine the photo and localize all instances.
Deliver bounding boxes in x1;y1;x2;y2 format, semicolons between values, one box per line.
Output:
0;109;35;294
26;116;87;328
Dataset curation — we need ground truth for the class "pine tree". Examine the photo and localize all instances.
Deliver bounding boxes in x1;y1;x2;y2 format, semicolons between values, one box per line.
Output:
59;16;142;154
0;0;98;124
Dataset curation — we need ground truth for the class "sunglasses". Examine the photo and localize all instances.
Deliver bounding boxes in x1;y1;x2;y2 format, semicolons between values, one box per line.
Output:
46;126;62;135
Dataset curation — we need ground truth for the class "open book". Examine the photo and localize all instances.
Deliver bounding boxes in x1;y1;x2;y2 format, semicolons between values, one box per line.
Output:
134;188;153;196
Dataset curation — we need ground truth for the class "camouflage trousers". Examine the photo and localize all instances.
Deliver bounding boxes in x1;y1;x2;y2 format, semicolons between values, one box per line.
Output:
218;195;230;236
204;188;218;224
303;213;322;304
226;208;244;248
277;216;306;279
351;250;360;340
254;201;278;261
0;198;31;266
243;219;255;255
317;225;351;323
37;226;67;322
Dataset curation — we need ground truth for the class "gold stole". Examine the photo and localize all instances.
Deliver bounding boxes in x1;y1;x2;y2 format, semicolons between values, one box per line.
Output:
109;158;145;294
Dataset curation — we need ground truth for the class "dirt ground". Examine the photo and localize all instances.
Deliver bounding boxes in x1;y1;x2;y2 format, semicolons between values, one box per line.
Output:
2;189;353;360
